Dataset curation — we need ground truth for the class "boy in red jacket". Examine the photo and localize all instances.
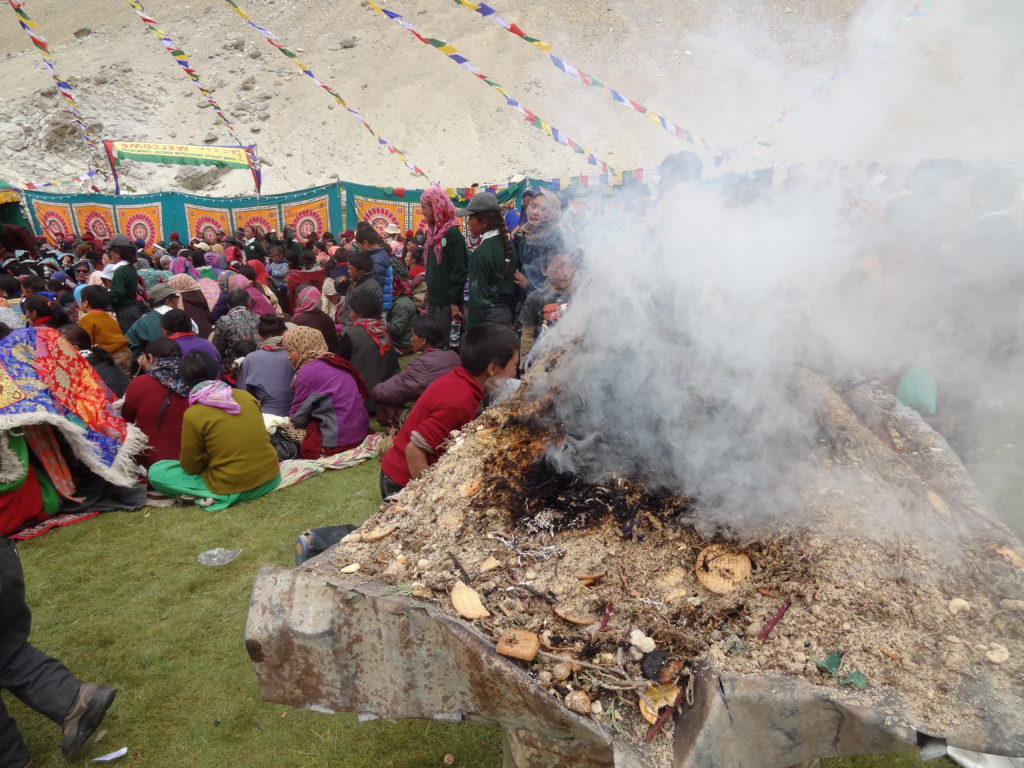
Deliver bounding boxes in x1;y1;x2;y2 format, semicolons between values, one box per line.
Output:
379;323;518;498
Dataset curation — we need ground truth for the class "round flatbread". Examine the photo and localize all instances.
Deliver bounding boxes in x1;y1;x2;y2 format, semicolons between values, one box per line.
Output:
695;544;752;594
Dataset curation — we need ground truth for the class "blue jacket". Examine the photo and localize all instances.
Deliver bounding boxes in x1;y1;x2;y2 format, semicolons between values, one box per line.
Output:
368;247;393;311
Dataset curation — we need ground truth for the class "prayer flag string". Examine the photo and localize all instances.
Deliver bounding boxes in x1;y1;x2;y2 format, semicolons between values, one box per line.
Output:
6;0;102;160
451;0;724;159
222;0;431;183
366;0;617;176
123;0;261;194
16;169;100;191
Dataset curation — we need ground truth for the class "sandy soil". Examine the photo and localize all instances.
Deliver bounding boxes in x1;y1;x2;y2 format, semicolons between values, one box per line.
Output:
0;1;1020;195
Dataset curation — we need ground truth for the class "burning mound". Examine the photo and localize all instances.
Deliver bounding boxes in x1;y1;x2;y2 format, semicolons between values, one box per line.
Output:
249;365;1024;766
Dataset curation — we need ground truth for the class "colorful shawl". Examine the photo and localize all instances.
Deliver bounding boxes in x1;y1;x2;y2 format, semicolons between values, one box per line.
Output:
0;327;145;486
147;356;190;397
197;278;221;311
421;185;460;265
138;268;173;291
294;286;321;314
354;318;392;356
188;380;240;414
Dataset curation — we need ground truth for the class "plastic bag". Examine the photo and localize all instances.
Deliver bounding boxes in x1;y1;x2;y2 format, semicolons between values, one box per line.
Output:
198;547;242;566
896;363;937;415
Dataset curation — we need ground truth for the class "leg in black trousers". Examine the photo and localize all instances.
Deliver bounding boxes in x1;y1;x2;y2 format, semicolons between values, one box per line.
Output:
0;538;109;767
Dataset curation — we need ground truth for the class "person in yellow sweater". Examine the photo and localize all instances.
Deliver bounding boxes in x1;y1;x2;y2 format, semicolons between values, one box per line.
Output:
77;285;132;374
147;350;280;509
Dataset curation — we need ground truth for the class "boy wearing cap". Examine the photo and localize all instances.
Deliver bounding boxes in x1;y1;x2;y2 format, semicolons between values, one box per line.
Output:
104;234;146;332
125;283;187;357
459;193;519;328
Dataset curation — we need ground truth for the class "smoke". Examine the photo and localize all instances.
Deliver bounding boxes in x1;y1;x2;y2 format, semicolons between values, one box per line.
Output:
524;0;1024;536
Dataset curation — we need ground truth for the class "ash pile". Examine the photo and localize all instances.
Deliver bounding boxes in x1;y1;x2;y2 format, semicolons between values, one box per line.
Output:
323;363;1023;763
248;162;1024;766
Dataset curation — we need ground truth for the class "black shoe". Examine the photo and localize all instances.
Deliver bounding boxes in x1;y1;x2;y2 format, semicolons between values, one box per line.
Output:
60;683;117;759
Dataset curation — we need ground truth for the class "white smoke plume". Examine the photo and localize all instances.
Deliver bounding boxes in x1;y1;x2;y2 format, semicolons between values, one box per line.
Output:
524;0;1024;535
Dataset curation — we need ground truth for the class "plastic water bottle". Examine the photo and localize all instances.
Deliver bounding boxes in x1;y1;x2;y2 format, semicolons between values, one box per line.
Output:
448;320;462;350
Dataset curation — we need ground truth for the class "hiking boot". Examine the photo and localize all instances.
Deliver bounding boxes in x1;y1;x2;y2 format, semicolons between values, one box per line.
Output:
60;683;117;758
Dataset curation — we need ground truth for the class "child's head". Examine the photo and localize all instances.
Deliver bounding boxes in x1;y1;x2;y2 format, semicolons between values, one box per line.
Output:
160;308;192;335
20;274;45;296
543;250;578;293
79;285;109;311
269;245;285;263
459;323;519;381
22;294;52;322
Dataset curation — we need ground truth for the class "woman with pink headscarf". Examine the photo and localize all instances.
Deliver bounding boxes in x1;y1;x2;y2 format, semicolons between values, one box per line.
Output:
228;273;274;315
291;285;339;353
419;185;468;324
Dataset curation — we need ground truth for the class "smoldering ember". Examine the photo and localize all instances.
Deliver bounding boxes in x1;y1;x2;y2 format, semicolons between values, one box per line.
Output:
0;1;1023;767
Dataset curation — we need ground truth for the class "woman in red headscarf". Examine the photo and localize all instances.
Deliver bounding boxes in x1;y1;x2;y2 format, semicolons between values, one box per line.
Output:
419;186;468;326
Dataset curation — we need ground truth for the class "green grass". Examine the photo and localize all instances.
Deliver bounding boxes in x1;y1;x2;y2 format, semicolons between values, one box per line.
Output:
8;458;950;768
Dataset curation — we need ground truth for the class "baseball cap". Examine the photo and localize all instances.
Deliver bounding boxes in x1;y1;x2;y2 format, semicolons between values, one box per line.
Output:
384;223;401;235
456;192;500;216
148;283;179;303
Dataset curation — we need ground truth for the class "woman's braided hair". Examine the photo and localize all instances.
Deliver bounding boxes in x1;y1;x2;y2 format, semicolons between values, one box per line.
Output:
474;209;515;280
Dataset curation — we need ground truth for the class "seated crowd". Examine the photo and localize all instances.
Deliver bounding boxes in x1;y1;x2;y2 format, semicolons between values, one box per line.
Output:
0;184;580;525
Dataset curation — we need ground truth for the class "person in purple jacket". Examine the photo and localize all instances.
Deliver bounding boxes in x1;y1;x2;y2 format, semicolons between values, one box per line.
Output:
161;308;223;376
370;315;460;428
282;326;371;458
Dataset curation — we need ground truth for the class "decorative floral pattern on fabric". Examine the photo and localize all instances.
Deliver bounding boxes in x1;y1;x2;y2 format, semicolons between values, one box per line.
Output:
0;327;132;472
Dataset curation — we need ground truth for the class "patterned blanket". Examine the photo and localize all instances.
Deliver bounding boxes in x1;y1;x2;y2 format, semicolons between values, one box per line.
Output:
0;327;146;487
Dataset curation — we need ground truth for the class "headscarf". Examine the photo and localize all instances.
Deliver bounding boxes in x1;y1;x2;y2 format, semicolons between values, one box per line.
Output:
168;273;201;294
147;355;190;397
188;380;240;414
518;188;563;244
204;252;222;270
74;284;87;306
294;286;321;314
87;270;104;286
420;185;460;265
281;326;329;371
72;260;93;284
247;259;270;286
281;326;369;396
354;318;392;356
228;273;252;291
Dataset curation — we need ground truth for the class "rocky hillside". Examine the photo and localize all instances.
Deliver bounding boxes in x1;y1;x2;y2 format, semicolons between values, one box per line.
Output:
0;0;1019;196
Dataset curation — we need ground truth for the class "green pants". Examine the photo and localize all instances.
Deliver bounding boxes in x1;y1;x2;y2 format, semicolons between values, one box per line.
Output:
148;461;281;511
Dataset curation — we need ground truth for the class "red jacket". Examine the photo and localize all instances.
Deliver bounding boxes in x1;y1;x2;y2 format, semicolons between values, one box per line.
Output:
121;374;189;469
380;366;483;487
